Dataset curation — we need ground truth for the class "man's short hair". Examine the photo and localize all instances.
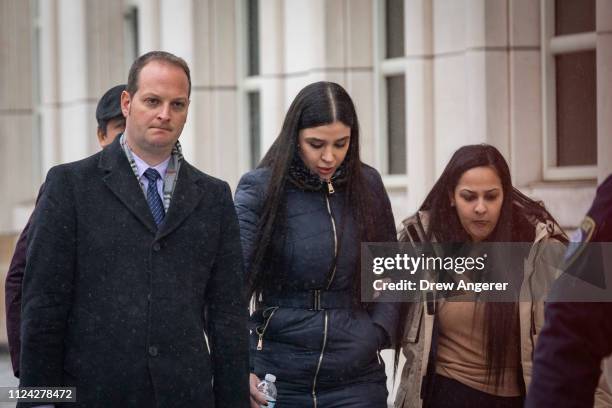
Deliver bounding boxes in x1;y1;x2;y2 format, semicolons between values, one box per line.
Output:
96;84;126;134
126;51;191;98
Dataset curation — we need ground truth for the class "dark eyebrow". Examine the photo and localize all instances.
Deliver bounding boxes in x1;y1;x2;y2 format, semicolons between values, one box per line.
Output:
304;136;350;143
141;93;188;102
460;188;500;194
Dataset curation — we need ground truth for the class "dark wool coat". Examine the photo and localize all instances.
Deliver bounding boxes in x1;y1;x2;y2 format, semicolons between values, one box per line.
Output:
18;137;249;407
6;185;43;378
5;214;31;377
235;164;398;406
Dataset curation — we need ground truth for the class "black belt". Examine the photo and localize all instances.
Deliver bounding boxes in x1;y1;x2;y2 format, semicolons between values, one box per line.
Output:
264;290;353;311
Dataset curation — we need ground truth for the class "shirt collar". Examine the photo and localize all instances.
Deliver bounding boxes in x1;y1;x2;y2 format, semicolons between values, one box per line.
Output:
128;145;171;180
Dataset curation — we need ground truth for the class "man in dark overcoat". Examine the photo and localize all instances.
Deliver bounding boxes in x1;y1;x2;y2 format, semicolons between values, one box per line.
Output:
18;51;249;407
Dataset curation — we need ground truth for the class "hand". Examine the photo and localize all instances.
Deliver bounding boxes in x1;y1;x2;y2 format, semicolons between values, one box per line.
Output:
250;373;269;408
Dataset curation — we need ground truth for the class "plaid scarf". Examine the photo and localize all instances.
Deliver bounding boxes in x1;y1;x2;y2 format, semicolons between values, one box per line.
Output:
119;133;183;212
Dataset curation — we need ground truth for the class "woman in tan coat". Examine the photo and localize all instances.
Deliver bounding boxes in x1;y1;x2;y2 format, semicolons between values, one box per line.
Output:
392;144;610;407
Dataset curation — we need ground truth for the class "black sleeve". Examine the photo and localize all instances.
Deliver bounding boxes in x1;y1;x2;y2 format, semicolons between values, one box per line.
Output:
527;300;612;408
205;182;250;408
234;171;266;276
5;185;44;378
5;218;29;378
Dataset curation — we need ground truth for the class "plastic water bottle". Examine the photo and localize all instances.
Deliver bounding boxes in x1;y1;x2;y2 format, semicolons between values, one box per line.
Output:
256;373;277;408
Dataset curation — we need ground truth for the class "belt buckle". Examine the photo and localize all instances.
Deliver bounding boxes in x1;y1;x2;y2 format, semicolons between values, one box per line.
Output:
312;289;322;311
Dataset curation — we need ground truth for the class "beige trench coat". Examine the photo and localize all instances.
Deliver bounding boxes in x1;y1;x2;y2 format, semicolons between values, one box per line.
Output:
393;211;612;408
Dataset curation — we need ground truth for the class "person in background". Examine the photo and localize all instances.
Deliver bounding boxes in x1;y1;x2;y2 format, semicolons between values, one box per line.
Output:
394;144;576;408
95;84;127;146
526;174;612;408
235;81;398;407
5;83;126;378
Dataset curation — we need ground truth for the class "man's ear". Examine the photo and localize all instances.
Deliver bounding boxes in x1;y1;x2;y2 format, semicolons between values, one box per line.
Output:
121;90;131;117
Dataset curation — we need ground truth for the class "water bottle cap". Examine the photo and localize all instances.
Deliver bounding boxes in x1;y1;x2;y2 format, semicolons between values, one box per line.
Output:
265;374;276;383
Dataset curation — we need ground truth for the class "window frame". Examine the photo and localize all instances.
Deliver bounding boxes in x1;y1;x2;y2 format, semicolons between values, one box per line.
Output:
541;0;597;180
123;0;140;75
373;0;408;184
237;0;263;172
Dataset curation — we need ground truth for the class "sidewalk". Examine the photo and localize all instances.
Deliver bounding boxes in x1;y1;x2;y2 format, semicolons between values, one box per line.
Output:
0;351;395;407
0;353;17;407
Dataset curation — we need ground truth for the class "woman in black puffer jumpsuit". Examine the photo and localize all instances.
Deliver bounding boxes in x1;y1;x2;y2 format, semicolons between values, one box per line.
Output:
235;81;398;408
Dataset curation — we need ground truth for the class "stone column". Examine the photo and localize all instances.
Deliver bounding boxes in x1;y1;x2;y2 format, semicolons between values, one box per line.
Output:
508;0;543;186
0;0;35;233
135;0;161;53
405;0;434;212
190;0;239;184
259;0;285;158
57;0;90;163
160;0;195;162
38;0;61;178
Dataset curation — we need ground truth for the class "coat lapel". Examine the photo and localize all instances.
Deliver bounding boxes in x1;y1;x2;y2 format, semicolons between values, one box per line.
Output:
99;138;158;234
156;162;206;240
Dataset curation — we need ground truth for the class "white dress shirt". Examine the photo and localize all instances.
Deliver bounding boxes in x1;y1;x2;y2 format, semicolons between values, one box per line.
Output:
130;150;171;200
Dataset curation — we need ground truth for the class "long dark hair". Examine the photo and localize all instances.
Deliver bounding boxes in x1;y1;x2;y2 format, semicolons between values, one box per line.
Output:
420;144;565;389
246;81;384;301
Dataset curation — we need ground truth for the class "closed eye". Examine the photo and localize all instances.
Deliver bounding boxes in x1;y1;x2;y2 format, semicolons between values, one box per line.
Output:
460;193;477;202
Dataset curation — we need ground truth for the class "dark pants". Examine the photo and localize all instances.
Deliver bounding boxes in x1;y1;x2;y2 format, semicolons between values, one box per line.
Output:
275;380;388;408
427;374;524;408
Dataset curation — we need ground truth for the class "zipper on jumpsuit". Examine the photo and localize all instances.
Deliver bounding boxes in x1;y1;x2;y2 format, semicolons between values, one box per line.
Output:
256;306;279;351
312;180;338;408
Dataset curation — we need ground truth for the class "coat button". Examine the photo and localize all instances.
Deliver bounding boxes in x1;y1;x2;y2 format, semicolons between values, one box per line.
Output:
153;242;161;251
148;346;158;357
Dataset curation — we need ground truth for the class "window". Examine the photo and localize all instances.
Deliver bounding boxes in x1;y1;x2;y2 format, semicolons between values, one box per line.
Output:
124;6;139;73
376;0;407;177
555;51;596;166
385;0;404;59
248;91;261;168
240;0;262;170
542;0;597;179
386;75;406;174
247;0;259;77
